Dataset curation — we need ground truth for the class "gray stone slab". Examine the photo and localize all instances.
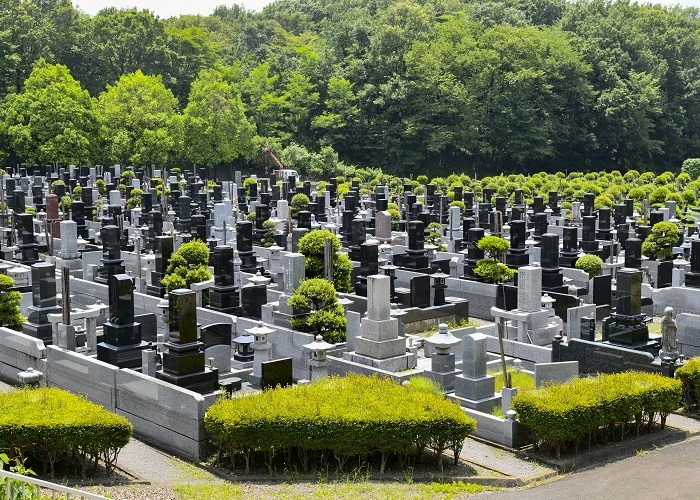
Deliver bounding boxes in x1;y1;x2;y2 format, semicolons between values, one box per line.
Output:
567;304;597;340
677;313;700;358
534;361;579;388
46;345;118;410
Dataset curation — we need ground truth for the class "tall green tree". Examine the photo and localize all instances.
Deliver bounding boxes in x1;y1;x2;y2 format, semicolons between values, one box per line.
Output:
96;70;183;166
183;67;256;166
2;59;98;166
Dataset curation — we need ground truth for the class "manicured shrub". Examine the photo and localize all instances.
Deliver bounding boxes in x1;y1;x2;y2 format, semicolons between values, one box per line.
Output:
290;193;310;218
298;230;352;292
512;372;681;457
0;274;24;331
205;374;476;474
575;253;603;279
162;239;212;292
641;221;681;260
261;219;276;247
0;388;132;477
288;278;347;343
675;358;700;411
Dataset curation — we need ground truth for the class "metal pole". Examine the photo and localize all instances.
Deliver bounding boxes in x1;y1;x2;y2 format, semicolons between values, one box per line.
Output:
497;319;509;389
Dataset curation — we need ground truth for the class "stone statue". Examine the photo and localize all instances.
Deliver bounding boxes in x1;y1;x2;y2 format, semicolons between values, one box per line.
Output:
660;306;679;362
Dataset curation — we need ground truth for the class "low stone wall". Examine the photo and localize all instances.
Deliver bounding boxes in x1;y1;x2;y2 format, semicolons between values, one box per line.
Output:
552;338;656;374
116;369;217;461
462;408;529;449
0;326;45;383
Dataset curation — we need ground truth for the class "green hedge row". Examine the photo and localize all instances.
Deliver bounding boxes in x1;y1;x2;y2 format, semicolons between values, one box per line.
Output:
675;358;700;411
512;372;681;457
0;388;132;477
205;374;476;474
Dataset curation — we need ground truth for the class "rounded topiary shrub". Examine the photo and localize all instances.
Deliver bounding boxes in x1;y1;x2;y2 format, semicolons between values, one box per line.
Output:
575;253;603;279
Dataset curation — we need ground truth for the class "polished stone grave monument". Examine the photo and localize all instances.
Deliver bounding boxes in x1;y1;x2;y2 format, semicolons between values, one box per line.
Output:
97;274;149;369
157;288;219;393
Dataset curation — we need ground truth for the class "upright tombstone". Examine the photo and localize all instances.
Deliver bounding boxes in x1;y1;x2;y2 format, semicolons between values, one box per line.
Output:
402;220;429;271
95;225;125;284
355;241;379;297
146;235;173;298
156;289;219;393
505;220;529;269
23;262;61;344
208;245;242;315
236;221;257;273
97;274;149;368
463;227;485;279
540;233;564;289
685;240;700;288
580;215;599;253
625;238;643;269
273;252;306;328
345;274;417;372
560;226;580;268
17;213;38;264
602;268;651;348
375;211;392;242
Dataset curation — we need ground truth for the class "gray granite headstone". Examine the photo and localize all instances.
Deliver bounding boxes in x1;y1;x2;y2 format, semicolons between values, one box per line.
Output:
534;361;579;388
518;266;542;312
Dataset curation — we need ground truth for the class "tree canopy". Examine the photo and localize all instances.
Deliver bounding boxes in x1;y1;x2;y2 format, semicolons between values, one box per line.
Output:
1;0;700;174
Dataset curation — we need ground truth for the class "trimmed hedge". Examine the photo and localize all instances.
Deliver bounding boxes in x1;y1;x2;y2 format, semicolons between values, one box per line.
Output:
205;374;476;473
512;372;681;457
675;358;700;411
0;388;132;477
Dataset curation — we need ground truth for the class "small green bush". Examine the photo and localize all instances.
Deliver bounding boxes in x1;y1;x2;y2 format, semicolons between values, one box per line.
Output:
512;372;681;457
288;278;346;343
205;374;476;474
162;240;212;292
642;221;681;260
96;179;107;196
261;219;276;248
575;253;603;279
298;231;352;292
675;358;700;411
290;193;310;218
0;274;24;331
126;188;143;209
0;388;132;477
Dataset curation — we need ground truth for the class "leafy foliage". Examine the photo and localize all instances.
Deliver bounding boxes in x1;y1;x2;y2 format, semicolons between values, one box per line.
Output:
205;374;476;473
288;278;346;343
575;254;603;279
289;193;310;218
162;239;212;292
0;388;132;477
513;372;681;456
0;275;24;331
641;221;681;260
298;230;352;292
675;358;700;412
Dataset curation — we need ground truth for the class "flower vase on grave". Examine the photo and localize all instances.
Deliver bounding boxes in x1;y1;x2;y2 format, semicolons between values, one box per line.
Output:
97;274;149;369
156;288;218;393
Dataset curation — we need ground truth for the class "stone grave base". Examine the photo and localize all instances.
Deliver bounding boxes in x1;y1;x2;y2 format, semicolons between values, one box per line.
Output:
448;391;501;413
156;367;219;394
96;341;149;369
343;351;417;372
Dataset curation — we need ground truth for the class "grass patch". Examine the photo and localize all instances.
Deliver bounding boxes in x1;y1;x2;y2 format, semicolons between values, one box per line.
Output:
170;457;215;481
174;483;243;500
490;367;535;393
416;319;477;338
173;481;489;500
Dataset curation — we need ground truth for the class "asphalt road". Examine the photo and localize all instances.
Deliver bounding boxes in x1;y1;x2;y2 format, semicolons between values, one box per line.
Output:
474;435;700;500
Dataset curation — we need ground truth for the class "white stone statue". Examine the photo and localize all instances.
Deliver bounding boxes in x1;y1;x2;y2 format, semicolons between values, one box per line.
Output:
660;306;679;362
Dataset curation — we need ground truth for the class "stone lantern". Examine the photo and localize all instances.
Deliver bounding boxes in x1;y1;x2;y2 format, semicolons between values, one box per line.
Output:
431;270;449;306
423;323;461;391
303;334;334;381
157;294;170;341
541;293;555;309
247;321;275;382
232;331;255;362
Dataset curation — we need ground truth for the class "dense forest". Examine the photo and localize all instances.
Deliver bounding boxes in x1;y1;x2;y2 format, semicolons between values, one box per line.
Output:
1;0;700;178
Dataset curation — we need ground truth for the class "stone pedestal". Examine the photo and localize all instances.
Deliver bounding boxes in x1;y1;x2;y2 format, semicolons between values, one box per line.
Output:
343;275;417;372
449;333;500;412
